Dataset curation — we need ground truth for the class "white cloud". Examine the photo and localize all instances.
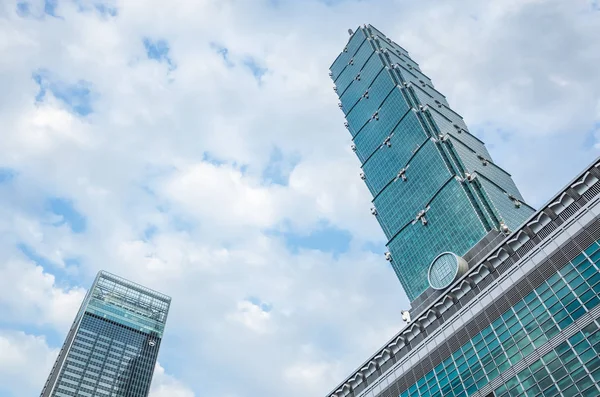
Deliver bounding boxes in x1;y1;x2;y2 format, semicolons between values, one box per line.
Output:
388;0;600;205
227;300;273;334
0;255;86;332
163;162;279;230
160;157;380;239
0;0;599;397
0;331;58;397
150;363;196;397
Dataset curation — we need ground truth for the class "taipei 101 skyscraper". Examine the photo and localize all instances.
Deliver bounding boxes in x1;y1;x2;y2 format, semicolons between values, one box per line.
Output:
331;24;534;306
326;24;600;397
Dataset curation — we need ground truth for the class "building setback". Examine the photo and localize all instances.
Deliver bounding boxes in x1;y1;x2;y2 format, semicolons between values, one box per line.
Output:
327;25;600;397
40;271;171;397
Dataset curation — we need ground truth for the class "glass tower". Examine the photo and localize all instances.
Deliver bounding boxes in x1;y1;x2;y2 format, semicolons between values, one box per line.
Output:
40;271;171;397
330;25;535;302
325;25;600;397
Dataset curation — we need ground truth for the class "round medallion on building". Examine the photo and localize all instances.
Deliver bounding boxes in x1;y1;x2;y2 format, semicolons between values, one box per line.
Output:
427;252;468;290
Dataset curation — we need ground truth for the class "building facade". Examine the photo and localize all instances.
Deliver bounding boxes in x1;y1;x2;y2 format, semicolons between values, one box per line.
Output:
330;25;535;302
326;25;600;397
40;271;171;397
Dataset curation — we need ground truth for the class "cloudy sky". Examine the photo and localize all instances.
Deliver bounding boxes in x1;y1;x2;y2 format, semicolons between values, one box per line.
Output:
1;0;599;396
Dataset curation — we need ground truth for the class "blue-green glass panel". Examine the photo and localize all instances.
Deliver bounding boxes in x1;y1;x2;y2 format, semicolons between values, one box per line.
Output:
367;25;410;55
389;52;422;77
86;275;168;337
346;70;397;137
353;88;412;165
428;110;491;159
494;336;600;397
374;140;452;239
411;86;460;121
86;300;165;336
361;111;429;195
477;177;535;231
340;53;384;113
385;50;433;85
388;179;487;299
372;36;422;74
377;36;409;58
335;39;375;95
396;70;448;108
330;29;366;81
449;137;523;200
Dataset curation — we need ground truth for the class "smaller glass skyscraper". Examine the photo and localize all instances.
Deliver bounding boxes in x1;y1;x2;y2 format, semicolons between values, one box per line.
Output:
40;271;171;397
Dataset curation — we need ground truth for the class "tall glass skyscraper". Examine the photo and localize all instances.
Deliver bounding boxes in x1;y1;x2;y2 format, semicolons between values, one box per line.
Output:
326;25;600;397
330;25;535;302
40;271;171;397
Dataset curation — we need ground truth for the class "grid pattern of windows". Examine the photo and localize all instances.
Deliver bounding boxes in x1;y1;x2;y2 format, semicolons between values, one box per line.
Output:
388;179;487;299
477;177;534;232
427;110;491;160
340;54;383;113
52;313;160;397
371;37;422;74
367;25;409;54
42;272;170;397
374;140;452;239
368;28;410;57
410;86;459;122
361;112;428;196
388;53;423;81
348;39;375;82
373;37;404;58
398;239;600;397
346;72;397;138
494;322;600;397
385;51;432;85
354;89;412;167
449;138;523;201
396;71;447;108
335;40;374;95
331;31;366;81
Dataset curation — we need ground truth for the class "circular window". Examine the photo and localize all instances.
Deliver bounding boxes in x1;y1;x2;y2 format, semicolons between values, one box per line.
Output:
428;252;468;290
148;340;156;347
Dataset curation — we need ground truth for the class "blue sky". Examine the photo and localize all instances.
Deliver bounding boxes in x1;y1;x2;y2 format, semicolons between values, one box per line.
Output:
0;0;600;396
